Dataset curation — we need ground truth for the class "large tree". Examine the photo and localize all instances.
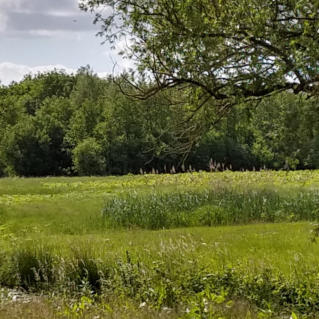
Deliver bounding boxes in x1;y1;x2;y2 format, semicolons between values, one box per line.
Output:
81;0;319;114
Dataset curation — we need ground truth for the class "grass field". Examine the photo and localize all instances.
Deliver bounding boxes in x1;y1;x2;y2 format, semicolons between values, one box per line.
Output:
1;171;319;318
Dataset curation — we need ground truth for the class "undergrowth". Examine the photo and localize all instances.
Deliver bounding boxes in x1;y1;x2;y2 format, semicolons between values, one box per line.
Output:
0;246;318;318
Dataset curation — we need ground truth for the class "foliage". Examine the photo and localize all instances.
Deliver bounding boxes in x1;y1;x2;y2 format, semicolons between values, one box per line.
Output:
1;118;51;176
72;138;106;176
80;0;319;112
0;71;319;176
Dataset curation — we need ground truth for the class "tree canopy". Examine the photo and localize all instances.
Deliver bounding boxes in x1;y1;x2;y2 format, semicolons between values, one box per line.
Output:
1;70;319;176
80;0;319;111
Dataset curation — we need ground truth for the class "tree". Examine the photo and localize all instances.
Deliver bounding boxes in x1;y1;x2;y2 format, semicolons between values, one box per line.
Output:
0;72;76;176
80;0;319;113
34;97;74;175
1;118;50;176
250;93;319;169
72;138;106;176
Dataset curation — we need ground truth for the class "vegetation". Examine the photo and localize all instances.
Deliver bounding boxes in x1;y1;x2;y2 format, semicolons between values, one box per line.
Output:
0;172;319;317
1;2;319;318
81;0;319;111
1;69;319;177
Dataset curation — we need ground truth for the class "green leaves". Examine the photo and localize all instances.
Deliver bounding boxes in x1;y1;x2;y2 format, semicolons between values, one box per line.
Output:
72;138;106;176
82;0;319;111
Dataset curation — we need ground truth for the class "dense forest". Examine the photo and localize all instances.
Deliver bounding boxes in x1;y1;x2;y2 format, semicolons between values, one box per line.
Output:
0;67;319;177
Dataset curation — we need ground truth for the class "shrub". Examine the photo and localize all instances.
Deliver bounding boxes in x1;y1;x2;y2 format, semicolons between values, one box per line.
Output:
72;138;106;176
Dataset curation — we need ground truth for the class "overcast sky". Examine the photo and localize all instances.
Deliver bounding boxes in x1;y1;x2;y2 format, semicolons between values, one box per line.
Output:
0;0;129;85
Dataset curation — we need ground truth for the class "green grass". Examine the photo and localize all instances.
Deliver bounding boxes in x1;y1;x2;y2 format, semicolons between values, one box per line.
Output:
1;223;319;318
1;171;319;318
102;187;319;229
1;170;319;234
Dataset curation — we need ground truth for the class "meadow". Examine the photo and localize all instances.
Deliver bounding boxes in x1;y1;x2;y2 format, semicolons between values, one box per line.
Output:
1;171;319;318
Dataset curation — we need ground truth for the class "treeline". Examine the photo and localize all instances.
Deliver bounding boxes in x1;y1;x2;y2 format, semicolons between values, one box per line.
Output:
0;67;318;177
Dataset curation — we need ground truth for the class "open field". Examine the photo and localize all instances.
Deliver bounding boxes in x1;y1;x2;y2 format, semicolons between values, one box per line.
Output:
1;171;319;318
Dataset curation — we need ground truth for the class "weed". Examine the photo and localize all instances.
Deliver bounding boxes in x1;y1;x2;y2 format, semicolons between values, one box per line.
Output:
13;247;54;290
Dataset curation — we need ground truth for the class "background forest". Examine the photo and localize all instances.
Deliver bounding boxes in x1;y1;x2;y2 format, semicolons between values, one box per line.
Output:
1;67;319;177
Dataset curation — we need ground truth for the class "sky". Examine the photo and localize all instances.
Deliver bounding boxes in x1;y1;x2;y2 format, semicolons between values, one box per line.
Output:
0;0;130;85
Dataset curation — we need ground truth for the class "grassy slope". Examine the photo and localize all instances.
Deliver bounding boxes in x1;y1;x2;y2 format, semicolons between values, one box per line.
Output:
0;172;319;318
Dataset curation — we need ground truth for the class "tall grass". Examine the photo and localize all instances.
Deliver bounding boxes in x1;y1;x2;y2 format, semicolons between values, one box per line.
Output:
1;173;319;317
1;235;319;317
102;187;319;229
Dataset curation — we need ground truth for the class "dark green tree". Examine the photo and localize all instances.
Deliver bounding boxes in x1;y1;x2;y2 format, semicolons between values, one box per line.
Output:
251;93;319;169
72;138;106;176
1;118;49;176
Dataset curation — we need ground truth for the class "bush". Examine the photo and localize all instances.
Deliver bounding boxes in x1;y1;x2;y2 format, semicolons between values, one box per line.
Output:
72;138;106;176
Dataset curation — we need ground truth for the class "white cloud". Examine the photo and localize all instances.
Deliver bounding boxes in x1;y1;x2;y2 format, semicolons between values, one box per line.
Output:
0;62;76;85
0;62;110;85
0;0;95;36
0;1;129;81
